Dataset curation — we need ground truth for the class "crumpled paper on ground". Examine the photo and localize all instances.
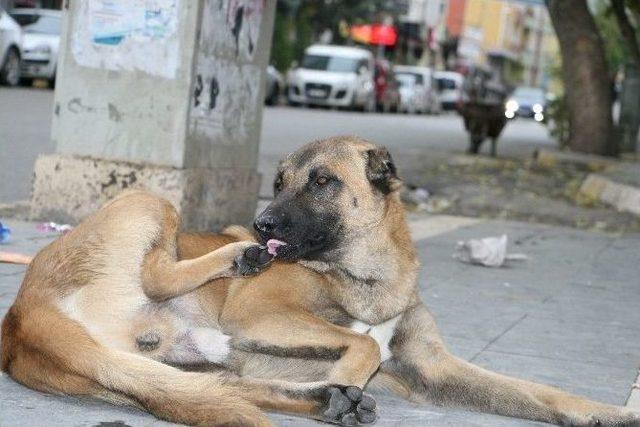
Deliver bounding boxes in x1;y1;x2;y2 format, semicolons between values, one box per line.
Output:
453;234;528;267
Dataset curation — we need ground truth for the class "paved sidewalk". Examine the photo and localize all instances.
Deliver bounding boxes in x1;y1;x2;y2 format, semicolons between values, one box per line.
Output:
1;216;639;426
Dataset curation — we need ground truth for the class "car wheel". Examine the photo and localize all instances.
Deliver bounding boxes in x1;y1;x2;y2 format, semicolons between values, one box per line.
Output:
287;94;300;107
0;48;21;87
270;83;281;105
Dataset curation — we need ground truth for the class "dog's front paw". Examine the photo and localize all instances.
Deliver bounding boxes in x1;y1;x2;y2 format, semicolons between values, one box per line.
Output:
321;385;377;425
233;244;273;276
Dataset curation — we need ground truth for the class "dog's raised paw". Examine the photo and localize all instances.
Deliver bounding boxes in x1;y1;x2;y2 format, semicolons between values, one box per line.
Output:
321;385;377;425
233;245;273;276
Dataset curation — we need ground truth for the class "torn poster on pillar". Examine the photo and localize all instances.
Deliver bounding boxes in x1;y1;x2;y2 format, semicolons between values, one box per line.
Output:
189;60;262;144
200;0;265;61
72;0;180;78
188;0;265;145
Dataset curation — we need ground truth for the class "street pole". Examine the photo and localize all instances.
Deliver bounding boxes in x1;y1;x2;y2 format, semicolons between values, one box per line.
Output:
30;0;276;230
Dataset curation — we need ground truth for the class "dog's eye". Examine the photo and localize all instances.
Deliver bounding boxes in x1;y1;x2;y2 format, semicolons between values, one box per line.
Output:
315;176;329;186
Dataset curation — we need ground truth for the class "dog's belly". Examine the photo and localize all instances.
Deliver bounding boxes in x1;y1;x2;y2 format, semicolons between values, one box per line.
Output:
350;315;401;362
58;282;149;352
162;326;231;365
138;295;232;366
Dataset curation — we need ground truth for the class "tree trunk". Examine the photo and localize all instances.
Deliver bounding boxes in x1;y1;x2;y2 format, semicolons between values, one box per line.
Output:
546;0;615;155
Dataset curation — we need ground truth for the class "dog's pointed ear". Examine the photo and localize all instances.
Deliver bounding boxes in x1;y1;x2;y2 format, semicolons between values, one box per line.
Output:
365;147;400;194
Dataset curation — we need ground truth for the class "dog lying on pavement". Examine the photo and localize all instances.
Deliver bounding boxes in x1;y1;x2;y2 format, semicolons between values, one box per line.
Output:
2;136;638;426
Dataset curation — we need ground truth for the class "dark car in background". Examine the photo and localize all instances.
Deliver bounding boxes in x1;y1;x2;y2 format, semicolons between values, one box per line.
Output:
505;86;546;122
265;65;283;105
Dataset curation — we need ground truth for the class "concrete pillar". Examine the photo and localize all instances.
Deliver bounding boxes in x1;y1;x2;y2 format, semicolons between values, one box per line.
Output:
30;0;275;231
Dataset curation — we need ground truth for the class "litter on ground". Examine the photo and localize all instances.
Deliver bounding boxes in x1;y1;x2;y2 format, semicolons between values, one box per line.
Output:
453;234;528;268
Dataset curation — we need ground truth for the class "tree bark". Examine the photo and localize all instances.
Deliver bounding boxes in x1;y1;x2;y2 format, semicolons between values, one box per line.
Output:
546;0;615;155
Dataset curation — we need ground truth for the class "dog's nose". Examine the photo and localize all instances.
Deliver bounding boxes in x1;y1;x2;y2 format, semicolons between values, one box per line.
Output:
254;214;277;234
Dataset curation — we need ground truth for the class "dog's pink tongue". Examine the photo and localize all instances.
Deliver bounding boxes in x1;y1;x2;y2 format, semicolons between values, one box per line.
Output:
266;239;287;256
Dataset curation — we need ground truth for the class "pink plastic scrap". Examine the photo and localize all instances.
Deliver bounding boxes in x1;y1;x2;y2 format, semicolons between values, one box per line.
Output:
37;222;73;233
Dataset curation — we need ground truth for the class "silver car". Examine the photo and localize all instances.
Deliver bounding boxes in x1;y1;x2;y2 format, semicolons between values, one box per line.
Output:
10;8;61;85
0;6;22;86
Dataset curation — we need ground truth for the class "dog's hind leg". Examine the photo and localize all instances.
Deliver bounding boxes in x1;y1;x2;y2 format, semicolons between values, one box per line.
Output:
228;309;381;389
374;303;640;426
2;302;271;426
140;202;271;301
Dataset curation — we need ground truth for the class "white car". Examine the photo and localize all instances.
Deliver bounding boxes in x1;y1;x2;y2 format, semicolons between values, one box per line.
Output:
10;8;61;85
287;44;375;111
394;65;441;114
434;71;464;111
0;6;22;86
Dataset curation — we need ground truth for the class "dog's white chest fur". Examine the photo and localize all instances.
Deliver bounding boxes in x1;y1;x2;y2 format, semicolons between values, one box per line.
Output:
350;315;400;362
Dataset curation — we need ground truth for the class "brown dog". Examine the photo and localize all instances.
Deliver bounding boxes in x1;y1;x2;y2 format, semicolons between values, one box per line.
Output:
2;136;639;426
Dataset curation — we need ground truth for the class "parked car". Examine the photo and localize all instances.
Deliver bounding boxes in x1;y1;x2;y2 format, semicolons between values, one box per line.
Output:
374;59;400;113
286;44;375;111
504;86;546;122
10;8;61;85
0;6;22;86
434;71;464;111
393;65;440;114
265;65;283;105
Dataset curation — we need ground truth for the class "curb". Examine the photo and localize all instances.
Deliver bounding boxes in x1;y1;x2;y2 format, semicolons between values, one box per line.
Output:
534;148;618;170
579;174;640;216
627;371;640;411
0;200;31;221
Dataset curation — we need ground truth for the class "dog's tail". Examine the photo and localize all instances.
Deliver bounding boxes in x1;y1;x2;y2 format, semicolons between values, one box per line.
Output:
1;303;270;427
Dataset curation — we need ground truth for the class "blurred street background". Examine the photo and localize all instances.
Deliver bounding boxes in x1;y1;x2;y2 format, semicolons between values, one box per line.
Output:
1;0;639;232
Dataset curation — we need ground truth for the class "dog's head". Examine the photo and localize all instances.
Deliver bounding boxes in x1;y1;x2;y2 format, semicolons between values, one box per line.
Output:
254;136;401;262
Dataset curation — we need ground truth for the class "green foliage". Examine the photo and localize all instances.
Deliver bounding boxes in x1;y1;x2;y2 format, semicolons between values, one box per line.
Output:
269;0;401;72
546;93;570;148
593;0;633;72
544;58;570;147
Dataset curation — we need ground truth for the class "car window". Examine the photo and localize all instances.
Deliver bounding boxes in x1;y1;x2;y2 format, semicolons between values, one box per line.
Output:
301;54;360;73
437;78;457;91
512;87;545;104
396;73;417;86
11;13;61;35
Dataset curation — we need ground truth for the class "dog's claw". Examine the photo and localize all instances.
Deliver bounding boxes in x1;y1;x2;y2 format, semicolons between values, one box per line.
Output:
321;385;377;425
233;245;273;276
341;413;358;426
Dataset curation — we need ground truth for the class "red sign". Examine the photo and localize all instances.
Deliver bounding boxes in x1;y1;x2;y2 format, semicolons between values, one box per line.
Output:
350;24;398;46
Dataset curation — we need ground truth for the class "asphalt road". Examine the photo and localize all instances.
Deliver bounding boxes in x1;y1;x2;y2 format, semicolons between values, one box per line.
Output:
0;87;555;203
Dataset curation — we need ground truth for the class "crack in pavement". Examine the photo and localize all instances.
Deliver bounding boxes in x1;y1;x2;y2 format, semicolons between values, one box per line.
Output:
469;313;528;362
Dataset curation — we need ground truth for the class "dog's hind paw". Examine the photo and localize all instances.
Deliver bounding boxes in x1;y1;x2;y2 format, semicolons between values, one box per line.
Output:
136;331;161;352
233;245;273;276
321;386;377;425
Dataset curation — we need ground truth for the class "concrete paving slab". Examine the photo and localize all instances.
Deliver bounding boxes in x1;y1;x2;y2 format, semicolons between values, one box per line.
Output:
0;217;638;426
487;314;640;369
